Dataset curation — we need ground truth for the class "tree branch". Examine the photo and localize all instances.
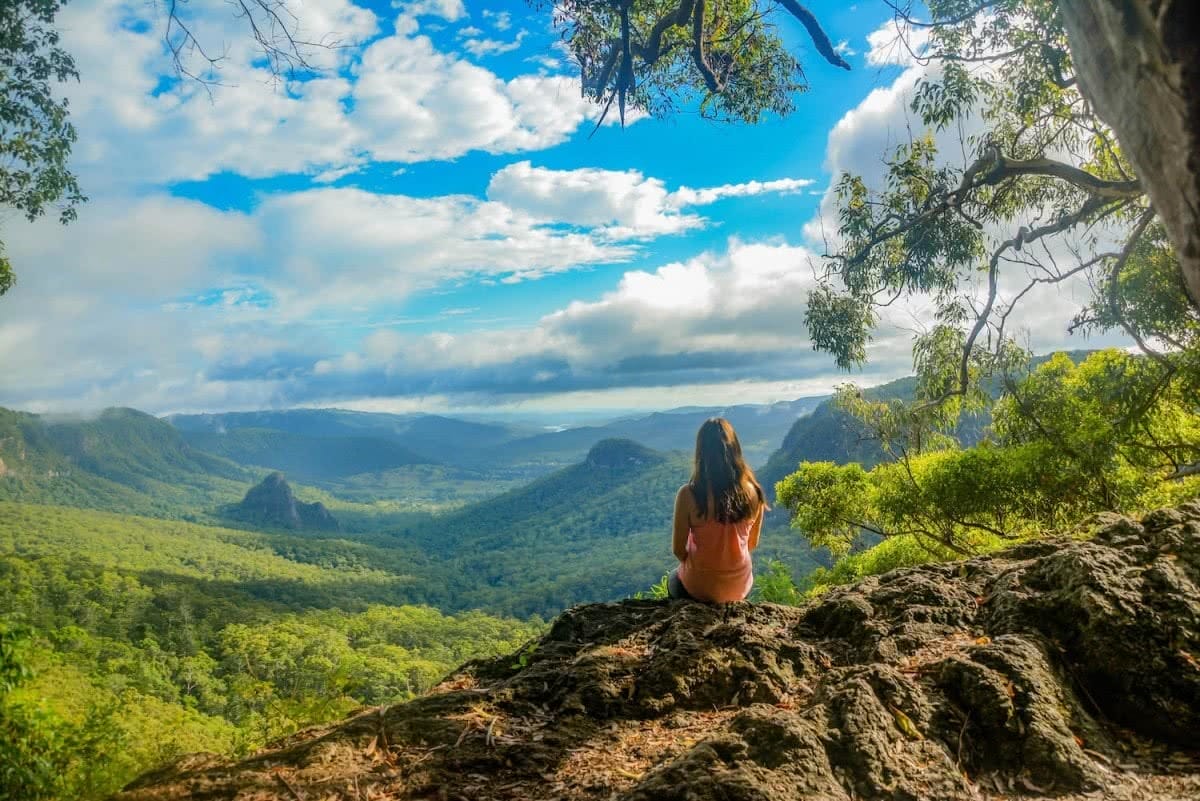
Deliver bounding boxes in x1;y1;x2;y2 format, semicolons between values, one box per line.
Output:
777;0;851;70
1107;208;1168;365
1167;463;1200;481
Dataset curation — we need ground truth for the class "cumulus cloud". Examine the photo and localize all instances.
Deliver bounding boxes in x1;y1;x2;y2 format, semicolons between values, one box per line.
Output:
395;0;465;21
667;178;814;208
482;10;513;31
488;162;813;239
251;186;639;312
865;19;930;66
0;218;911;413
55;0;621;188
288;239;915;405
462;30;529;58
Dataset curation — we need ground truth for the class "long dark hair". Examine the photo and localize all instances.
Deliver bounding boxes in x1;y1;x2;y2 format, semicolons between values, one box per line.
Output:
689;417;765;523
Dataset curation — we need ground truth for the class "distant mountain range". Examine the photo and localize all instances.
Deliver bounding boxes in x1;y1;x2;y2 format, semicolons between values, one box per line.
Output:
479;396;828;470
0;350;1106;618
167;395;828;489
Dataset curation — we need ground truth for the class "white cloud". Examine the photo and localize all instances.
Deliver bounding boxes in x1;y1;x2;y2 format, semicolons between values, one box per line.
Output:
462;30;529;58
667;178;814;208
488;162;814;239
525;54;562;71
251;186;638;313
482;10;513;31
865;19;930;66
396;0;465;21
305;238;901;396
487;161;698;237
55;0;622;188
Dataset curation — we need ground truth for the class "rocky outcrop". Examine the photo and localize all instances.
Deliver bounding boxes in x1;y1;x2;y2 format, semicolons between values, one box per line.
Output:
225;472;339;532
115;503;1200;800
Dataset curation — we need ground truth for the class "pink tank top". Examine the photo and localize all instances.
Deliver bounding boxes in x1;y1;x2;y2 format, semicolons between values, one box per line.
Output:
677;515;754;602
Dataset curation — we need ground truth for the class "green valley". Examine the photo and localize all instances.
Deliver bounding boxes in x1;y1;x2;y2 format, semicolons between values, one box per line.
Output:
0;501;542;799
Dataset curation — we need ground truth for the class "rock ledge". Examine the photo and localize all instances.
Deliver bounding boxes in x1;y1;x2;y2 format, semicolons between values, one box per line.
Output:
117;502;1200;800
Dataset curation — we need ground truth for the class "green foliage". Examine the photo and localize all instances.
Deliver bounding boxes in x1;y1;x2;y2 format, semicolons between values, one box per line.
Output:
776;462;874;555
633;572;670;601
778;351;1200;560
0;500;547;793
1;622;120;801
551;0;812;124
0;245;13;296
804;0;1199;456
753;560;801;605
798;532;980;602
993;351;1200;500
509;641;539;670
0;0;86;296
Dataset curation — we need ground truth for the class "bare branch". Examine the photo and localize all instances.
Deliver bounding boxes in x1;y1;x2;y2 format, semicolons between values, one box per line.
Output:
1167;463;1200;481
777;0;851;70
1106;208;1168;365
164;0;345;85
883;0;999;29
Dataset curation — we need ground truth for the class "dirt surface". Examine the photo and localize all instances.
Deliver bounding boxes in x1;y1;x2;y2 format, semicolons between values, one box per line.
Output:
115;502;1200;800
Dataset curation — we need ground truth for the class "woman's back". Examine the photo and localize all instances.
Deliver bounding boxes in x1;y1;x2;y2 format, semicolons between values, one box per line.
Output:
668;417;766;603
675;484;761;602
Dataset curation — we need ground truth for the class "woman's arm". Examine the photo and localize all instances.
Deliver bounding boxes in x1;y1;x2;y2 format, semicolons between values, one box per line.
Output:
672;487;691;562
748;503;765;551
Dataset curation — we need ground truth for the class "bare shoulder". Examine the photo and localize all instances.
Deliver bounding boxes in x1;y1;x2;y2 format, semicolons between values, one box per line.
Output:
678;484;702;516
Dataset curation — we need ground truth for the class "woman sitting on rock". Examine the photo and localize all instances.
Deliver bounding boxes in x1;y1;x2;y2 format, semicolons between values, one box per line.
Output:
668;417;766;602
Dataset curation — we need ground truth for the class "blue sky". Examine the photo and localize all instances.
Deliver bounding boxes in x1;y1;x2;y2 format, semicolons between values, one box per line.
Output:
0;0;1117;417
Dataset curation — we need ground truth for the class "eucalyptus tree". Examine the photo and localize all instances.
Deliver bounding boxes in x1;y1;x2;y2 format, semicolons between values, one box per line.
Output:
805;0;1198;479
0;0;84;297
542;0;852;125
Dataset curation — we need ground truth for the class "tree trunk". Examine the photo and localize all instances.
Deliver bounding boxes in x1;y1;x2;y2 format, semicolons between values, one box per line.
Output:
1060;0;1200;310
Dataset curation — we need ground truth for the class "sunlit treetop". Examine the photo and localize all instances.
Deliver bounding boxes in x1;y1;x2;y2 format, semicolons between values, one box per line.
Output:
538;0;850;125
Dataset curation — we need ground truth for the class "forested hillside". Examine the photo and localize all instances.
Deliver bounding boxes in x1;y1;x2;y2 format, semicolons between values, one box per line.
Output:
2;407;819;619
391;439;817;616
0;408;252;517
0;501;542;799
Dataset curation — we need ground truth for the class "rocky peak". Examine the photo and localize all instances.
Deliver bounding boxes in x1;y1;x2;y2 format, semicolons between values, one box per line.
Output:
227;472;339;532
116;502;1200;800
